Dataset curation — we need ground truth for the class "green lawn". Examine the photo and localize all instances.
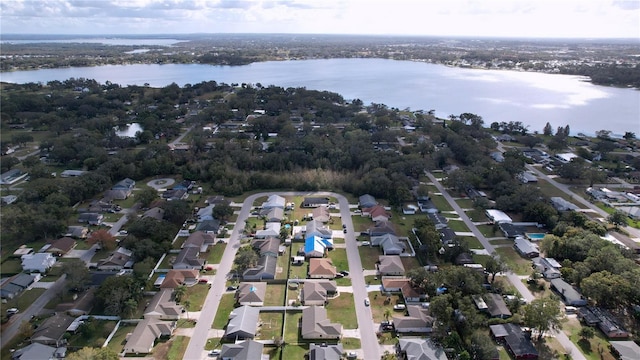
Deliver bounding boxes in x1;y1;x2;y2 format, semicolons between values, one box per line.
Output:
281;344;308;359
369;293;403;323
276;250;290;280
563;318;616;360
258;313;283;340
167;336;189;360
327;249;348;272
67;320;117;348
264;284;286;306
429;195;454;211
495;247;533;276
401;256;421;270
467;209;489;222
105;324;136;353
447;220;470;232
359;246;381;270
477;224;499;237
351;215;373;233
4;288;46;312
472;254;493;268
212;293;236;329
455;198;475;209
460;236;483;249
0;259;22;276
284;311;302;343
342;337;361;350
289;262;308;280
183;284;209;311
326;293;358;329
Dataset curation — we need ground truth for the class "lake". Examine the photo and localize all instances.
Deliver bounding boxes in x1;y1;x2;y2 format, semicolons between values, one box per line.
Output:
1;58;638;136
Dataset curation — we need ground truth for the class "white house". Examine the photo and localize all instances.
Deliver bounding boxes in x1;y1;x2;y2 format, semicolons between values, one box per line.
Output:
21;253;56;273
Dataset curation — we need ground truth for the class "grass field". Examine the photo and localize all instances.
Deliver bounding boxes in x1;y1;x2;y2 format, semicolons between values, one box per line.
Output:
342;337;361;349
401;256;421;269
326;292;358;329
183;284;209;311
369;292;403;322
166;336;189;360
284;311;302;343
205;243;225;265
327;249;349;272
563;317;615;360
455;198;475;209
429;195;454;211
460;236;483;249
105;324;136;353
264;284;286;306
359;246;381;269
212;293;236;329
4;288;46;313
258;312;284;340
495;247;533;276
289;261;308;280
447;220;470;232
67;320;117;348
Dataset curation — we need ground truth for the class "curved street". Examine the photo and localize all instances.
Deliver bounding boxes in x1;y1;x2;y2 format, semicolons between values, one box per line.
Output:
183;191;380;360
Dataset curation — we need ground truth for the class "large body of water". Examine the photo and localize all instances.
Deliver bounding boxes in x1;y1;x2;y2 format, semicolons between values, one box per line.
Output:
1;59;638;135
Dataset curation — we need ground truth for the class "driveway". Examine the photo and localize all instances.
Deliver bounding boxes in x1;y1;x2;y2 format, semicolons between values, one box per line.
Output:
182;191;381;360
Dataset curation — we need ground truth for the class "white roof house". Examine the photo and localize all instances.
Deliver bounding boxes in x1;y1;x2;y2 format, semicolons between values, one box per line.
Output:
485;209;512;224
556;152;579;163
21;253;56;273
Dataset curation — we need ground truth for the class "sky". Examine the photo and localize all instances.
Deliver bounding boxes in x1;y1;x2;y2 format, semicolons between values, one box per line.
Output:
1;0;639;38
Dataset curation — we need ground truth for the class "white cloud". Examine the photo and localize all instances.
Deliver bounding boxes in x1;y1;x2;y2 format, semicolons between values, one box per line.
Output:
0;0;638;37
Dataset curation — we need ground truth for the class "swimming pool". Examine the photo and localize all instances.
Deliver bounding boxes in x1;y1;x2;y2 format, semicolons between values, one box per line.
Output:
526;233;546;241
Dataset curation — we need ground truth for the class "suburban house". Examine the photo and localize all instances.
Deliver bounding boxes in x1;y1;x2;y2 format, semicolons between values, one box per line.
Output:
309;343;344;360
103;189;129;201
312;206;331;223
161;189;188;201
261;194;286;209
427;213;448;229
235;282;267;306
514;238;539;258
439;227;457;246
401;282;428;303
219;339;266;360
0;273;35;299
1;195;18;205
368;222;397;237
609;341;640;360
305;220;333;239
111;178;135;197
0;169;29;185
11;343;66;360
302;197;330;208
377;255;405;276
550;278;588;307
381;278;411;293
172;247;205;270
263;207;284;222
142;207;165;220
490;151;505;163
304;236;332;258
417;197;438;214
370;233;405;255
143;288;184;320
582;307;629;338
195;219;221;234
490;323;538;360
65;226;89;239
242;255;277;281
252;237;281;258
21;253;56;273
517;171;538;183
484;293;512;319
550;197;579;211
225;305;260;340
392;305;434;334
358;194;377;209
532;257;562;279
301;306;342;340
96;247;134;271
205;195;226;205
302;280;337;306
77;212;104;225
397;338;447;360
123;318;176;355
364;205;391;223
255;222;281;238
160;269;200;289
454;252;474;265
184;231;216;252
60;169;87;178
196;204;215;222
45;237;76;256
485;209;512;224
31;313;75;347
308;258;337;279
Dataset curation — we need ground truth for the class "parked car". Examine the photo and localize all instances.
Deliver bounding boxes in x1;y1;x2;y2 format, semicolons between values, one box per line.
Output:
393;304;406;311
340;270;349;276
361;241;370;246
364;298;370;306
209;349;221;357
227;286;238;291
6;308;19;315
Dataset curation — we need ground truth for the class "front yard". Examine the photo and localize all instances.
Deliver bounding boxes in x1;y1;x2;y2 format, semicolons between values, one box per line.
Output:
212;293;236;329
326;293;358;329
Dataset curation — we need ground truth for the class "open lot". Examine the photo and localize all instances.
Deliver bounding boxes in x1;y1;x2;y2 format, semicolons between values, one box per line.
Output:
326;292;358;329
264;284;286;306
327;249;349;272
258;312;283;340
495;247;533;276
212;293;236;329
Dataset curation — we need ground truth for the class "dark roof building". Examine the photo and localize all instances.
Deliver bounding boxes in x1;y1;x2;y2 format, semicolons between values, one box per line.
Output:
490;323;538;359
220;339;264;360
550;278;587;307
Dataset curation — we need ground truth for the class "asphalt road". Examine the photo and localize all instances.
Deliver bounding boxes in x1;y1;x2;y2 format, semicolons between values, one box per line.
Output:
0;274;67;349
182;191;380;360
425;172;587;360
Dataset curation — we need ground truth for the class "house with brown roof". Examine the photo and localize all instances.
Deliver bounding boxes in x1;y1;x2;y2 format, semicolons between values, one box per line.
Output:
392;305;434;334
301;306;342;340
382;277;411;293
378;255;405;276
45;237;76;256
401;282;428;303
302;280;337;306
235;282;267;306
160;269;200;289
308;258;337;279
96;247;134;271
312;206;331;223
184;231;216;253
143;288;184;320
364;205;391;223
123;318;176;355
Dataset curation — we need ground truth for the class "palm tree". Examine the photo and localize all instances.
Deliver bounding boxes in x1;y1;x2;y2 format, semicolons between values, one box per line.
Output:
383;308;392;322
183;300;191;320
174;285;186;302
